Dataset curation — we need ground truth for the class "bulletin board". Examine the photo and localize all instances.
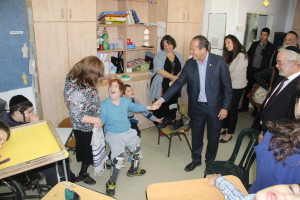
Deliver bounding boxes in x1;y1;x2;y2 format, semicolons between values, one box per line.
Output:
0;0;31;92
207;13;227;50
0;120;68;179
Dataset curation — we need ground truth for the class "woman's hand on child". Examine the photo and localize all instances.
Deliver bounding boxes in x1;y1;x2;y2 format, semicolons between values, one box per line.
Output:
207;174;221;186
93;118;103;128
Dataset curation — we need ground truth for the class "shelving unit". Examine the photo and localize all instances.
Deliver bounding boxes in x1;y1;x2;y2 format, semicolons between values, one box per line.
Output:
96;0;158;73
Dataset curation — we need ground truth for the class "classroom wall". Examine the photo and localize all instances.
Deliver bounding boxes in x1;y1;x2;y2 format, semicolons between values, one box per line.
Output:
0;0;36;110
202;0;297;53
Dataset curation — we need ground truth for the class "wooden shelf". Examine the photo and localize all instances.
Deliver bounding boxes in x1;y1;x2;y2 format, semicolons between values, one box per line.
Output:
127;46;155;51
98;49;126;53
97;24;126;27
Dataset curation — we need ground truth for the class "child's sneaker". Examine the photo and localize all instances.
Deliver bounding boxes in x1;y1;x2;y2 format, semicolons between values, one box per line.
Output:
106;180;116;196
126;168;146;177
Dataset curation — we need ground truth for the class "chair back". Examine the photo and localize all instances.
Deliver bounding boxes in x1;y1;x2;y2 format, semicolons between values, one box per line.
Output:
178;103;189;120
58;117;72;128
228;128;260;172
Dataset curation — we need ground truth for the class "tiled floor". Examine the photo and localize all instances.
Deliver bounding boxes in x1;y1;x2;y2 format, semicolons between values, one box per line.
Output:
68;110;255;200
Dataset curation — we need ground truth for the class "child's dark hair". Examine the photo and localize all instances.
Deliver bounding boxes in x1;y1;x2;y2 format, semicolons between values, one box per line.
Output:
0;120;10;141
123;84;132;94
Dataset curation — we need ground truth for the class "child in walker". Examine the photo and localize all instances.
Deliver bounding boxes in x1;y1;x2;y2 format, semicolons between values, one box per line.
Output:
99;79;157;196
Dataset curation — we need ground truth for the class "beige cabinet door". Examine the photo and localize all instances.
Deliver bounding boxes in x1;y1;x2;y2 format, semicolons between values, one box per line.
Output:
186;0;203;23
166;22;186;60
34;22;70;127
133;79;154;130
183;23;202;60
32;0;66;22
66;0;96;21
167;0;187;22
67;22;97;68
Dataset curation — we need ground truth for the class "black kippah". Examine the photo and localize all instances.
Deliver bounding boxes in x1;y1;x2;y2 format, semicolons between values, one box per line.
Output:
9;95;29;108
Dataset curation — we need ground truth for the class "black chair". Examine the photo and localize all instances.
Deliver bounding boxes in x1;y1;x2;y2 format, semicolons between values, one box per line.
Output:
204;128;260;189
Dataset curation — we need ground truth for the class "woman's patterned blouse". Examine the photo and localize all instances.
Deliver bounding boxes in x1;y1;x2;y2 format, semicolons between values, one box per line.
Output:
64;76;100;132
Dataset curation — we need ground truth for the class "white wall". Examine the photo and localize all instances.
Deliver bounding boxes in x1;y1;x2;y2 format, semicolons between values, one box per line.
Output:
202;0;298;52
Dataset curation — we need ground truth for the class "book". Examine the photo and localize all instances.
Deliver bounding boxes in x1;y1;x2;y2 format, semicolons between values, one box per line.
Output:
102;17;127;22
99;21;126;25
97;11;127;21
131;10;141;24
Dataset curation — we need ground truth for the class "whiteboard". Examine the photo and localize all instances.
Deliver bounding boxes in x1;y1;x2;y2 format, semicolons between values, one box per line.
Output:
207;13;227;50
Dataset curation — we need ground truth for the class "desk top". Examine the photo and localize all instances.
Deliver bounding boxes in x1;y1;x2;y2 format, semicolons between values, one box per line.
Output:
42;181;116;200
146;175;248;200
0;120;68;179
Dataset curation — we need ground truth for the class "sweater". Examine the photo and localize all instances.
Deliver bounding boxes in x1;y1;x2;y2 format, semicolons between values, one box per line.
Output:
100;97;148;133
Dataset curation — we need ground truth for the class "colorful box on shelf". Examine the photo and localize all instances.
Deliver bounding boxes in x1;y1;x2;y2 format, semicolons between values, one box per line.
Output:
127;58;150;72
97;11;127;21
127;44;136;49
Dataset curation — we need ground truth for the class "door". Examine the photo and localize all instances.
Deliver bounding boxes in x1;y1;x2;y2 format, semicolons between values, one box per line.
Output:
167;0;186;22
34;22;69;127
133;79;153;129
186;0;203;23
183;23;201;60
32;0;66;22
67;22;97;68
166;23;186;59
66;0;96;21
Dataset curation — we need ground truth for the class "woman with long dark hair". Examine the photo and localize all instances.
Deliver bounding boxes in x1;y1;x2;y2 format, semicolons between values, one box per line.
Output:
220;35;248;143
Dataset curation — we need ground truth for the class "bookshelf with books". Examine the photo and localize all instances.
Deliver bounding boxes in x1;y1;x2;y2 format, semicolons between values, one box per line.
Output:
96;0;158;73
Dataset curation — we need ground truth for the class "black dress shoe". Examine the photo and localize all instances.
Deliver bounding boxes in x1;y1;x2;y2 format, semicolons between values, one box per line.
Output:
219;135;232;143
157;118;172;129
184;161;201;172
169;119;184;130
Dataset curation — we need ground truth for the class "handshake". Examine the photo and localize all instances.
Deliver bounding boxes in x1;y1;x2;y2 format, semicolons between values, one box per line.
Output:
147;99;164;111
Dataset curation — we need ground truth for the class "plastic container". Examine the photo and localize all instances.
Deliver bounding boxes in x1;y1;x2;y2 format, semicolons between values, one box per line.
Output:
102;27;109;50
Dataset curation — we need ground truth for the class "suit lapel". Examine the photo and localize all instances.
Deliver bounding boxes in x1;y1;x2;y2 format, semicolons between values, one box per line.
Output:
206;54;213;86
192;60;200;92
267;75;300;107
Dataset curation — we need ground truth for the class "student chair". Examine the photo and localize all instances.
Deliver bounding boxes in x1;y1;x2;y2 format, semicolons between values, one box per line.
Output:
157;103;192;157
58;117;76;152
204;128;260;189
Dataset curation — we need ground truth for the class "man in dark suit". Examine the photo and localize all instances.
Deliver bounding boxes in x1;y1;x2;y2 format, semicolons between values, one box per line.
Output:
153;35;232;171
239;27;275;115
253;46;300;141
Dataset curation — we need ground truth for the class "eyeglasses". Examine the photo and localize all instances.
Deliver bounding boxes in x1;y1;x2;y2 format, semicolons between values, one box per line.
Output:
276;61;290;66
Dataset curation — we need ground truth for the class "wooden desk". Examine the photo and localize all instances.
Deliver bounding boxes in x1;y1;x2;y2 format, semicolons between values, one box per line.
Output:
0;120;69;179
146;175;248;200
42;181;116;200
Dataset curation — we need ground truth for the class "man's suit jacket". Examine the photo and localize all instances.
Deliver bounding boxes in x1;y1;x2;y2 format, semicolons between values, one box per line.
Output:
254;75;300;132
162;53;232;118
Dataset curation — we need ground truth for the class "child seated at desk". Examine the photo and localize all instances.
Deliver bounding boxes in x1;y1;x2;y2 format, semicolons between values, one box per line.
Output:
99;79;157;196
0;120;10;149
122;84;162;137
207;174;300;200
0;95;75;187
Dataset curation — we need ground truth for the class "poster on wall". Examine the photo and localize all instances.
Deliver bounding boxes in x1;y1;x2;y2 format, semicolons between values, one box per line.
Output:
207;13;227;51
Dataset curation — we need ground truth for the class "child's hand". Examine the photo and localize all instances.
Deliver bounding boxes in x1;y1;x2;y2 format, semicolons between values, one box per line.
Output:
29;112;40;123
207;174;221;186
147;105;159;111
156;118;163;123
